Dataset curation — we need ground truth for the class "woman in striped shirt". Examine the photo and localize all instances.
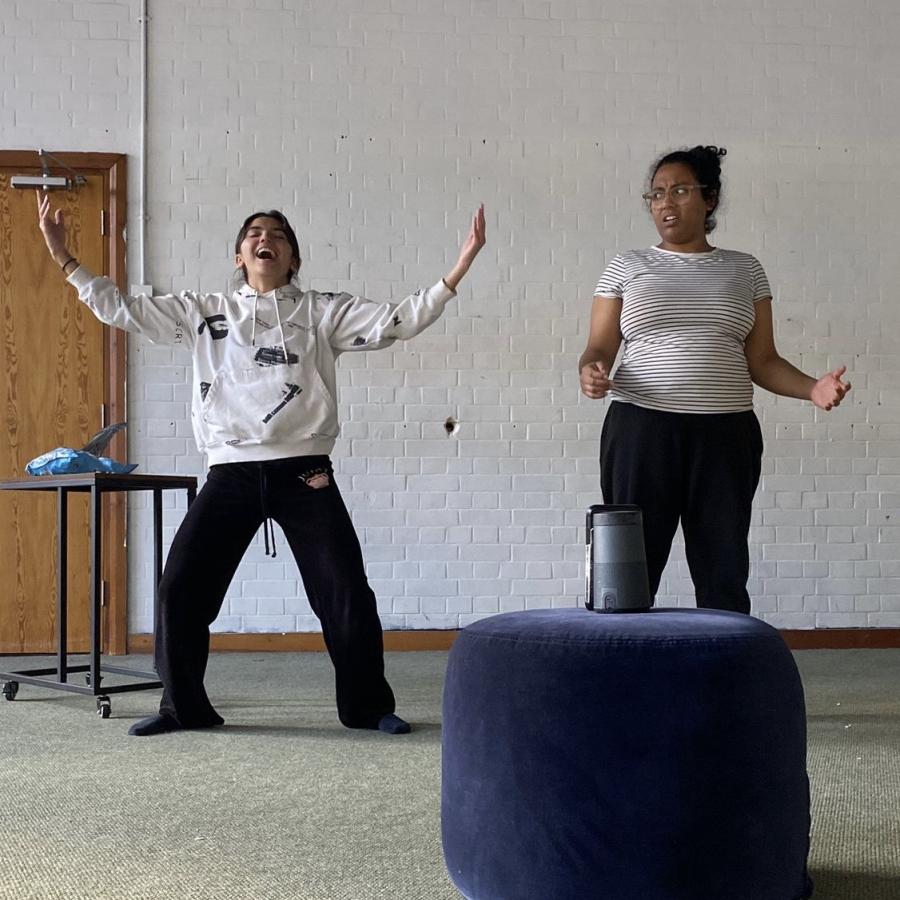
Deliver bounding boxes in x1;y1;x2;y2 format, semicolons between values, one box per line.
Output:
579;145;850;613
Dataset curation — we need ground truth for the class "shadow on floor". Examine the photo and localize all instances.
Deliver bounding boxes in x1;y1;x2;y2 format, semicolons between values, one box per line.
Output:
810;870;900;900
219;721;443;741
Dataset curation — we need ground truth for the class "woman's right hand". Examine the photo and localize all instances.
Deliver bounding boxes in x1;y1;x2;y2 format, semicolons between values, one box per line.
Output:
36;190;72;265
580;362;614;399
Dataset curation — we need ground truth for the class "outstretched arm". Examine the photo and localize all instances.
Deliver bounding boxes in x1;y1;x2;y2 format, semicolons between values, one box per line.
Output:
328;206;487;352
36;190;196;347
442;204;486;291
745;298;851;411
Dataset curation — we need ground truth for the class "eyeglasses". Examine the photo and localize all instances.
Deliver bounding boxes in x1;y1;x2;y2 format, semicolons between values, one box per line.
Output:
641;184;707;206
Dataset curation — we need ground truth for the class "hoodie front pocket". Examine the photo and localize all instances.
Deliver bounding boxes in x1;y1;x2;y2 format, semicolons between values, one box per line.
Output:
201;365;337;447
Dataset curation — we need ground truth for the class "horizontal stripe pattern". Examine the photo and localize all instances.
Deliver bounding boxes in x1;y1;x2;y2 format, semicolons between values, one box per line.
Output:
594;247;771;413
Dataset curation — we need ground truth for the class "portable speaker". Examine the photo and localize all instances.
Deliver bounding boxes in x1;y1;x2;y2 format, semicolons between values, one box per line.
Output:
585;504;652;612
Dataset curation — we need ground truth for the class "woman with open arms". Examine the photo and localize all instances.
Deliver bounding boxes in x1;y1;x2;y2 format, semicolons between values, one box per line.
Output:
38;193;486;736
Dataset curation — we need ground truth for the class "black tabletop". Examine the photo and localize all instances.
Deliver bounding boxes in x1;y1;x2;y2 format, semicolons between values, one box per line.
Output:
0;473;198;492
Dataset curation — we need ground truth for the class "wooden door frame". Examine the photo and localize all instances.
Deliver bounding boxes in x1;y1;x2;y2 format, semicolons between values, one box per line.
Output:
1;150;128;654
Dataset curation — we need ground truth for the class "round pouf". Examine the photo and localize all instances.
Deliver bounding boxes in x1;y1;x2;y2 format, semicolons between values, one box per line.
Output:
441;608;812;900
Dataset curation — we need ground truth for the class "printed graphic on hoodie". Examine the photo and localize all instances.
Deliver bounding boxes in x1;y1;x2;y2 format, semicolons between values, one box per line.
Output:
262;383;302;423
254;347;299;366
198;315;229;340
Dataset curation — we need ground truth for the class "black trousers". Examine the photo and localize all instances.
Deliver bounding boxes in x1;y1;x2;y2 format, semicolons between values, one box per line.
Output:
154;455;395;728
600;402;763;614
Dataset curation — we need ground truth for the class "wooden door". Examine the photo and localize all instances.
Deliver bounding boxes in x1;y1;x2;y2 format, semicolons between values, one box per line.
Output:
0;152;127;655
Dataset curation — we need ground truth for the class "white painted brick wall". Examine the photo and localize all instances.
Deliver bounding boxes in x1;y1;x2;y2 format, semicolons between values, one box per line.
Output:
4;0;899;632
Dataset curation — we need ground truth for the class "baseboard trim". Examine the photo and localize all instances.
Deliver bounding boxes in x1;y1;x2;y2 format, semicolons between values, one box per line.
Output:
780;628;900;650
127;627;900;653
127;630;459;654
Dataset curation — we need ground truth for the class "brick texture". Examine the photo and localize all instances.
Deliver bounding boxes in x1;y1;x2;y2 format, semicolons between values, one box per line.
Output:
4;0;899;631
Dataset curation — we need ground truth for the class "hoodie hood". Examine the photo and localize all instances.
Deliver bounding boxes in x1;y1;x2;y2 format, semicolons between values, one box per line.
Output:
228;267;305;299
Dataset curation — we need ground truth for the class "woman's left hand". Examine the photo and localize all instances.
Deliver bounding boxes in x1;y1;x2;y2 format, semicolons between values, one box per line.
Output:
443;205;486;291
810;365;852;411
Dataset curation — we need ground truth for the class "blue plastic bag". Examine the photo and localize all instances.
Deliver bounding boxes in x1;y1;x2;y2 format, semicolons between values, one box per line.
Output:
25;447;137;476
26;423;136;476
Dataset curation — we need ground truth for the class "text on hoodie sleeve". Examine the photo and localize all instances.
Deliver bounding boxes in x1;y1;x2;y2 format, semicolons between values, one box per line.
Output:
67;266;200;349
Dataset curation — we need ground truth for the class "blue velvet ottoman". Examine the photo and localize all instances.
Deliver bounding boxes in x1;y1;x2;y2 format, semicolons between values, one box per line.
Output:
441;608;813;900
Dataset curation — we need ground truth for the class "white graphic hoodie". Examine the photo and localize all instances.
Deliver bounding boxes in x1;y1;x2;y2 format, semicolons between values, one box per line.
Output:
67;267;456;466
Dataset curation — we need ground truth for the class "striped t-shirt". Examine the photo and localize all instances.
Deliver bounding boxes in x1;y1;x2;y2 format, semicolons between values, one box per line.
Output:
593;247;772;414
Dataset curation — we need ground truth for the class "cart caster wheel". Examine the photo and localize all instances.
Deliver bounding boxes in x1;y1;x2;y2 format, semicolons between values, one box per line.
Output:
97;697;111;719
85;673;101;687
2;681;19;701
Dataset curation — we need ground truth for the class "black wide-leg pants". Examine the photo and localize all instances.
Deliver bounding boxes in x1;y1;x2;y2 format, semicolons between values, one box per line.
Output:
154;455;395;728
600;401;764;614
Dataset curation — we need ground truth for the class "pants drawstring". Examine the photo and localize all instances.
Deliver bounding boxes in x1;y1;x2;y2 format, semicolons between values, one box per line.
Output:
259;465;277;558
263;517;276;557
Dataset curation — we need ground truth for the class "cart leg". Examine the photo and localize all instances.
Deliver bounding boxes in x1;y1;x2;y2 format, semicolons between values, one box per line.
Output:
57;487;69;683
89;484;102;694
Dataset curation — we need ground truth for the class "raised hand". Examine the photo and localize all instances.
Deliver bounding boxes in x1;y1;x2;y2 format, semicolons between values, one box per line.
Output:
580;361;614;400
36;190;72;266
444;205;486;291
459;204;486;268
810;365;851;411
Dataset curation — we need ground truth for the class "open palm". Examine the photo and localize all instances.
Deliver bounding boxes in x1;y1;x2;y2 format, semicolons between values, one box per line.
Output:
458;204;486;267
810;365;851;411
36;190;70;261
443;205;487;292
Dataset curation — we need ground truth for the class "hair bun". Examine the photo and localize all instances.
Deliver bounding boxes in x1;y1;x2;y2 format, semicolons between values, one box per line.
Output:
701;145;727;158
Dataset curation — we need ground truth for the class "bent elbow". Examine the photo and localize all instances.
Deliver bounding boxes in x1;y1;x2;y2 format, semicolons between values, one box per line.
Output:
746;352;781;388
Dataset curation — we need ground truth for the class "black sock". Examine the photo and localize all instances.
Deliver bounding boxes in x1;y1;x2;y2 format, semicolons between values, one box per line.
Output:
377;713;411;735
128;713;182;737
127;712;224;737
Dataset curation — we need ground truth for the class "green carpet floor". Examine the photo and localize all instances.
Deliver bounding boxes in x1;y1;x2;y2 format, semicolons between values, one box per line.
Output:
797;650;900;900
0;649;897;899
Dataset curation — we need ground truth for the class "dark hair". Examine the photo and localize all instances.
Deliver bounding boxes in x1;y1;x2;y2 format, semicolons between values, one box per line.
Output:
234;210;302;276
649;145;727;233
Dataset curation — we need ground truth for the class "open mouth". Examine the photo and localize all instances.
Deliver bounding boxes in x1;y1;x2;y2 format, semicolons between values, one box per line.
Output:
256;248;276;260
662;215;678;224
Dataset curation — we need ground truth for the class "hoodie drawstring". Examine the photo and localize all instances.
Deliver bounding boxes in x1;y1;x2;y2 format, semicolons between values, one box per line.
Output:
247;287;290;558
272;293;289;363
259;464;276;558
250;290;288;364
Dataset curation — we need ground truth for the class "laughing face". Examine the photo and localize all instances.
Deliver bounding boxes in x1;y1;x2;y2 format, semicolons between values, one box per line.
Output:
648;162;717;251
235;216;301;290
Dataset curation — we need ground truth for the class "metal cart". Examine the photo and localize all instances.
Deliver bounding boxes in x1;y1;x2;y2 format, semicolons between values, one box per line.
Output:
0;473;196;717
